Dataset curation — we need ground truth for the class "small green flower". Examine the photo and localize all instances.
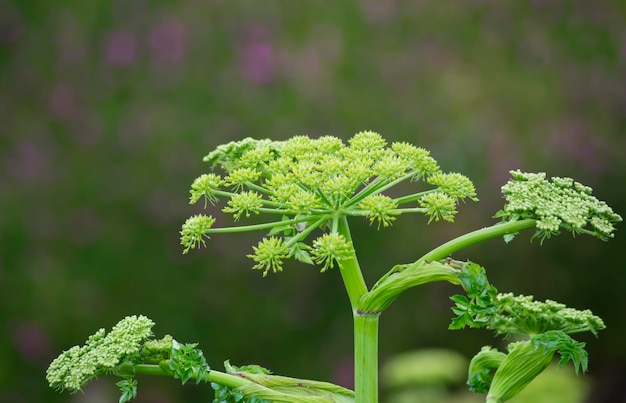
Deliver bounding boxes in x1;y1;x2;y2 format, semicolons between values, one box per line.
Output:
180;214;216;253
203;137;274;171
291;160;323;189
285;190;322;215
391;142;441;179
372;153;410;180
348;131;387;153
320;175;354;205
268;183;300;206
419;192;458;223
310;233;353;272
427;172;478;202
314;135;344;154
359;194;399;228
224;168;262;191
279;135;316;159
223;191;264;220
248;237;290;276
189;173;223;206
239;144;276;170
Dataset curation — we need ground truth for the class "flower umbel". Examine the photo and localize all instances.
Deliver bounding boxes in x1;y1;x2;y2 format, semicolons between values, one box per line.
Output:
310;233;353;272
183;132;478;273
359;195;399;228
419;192;458;223
223;191;264;220
180;215;216;253
427;172;478;202
46;315;155;392
489;293;606;337
190;174;223;206
499;170;622;241
248;237;290;276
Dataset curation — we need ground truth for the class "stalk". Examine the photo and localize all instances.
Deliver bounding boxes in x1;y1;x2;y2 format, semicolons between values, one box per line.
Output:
335;216;379;402
335;216;368;310
125;363;248;388
419;219;536;263
354;312;380;403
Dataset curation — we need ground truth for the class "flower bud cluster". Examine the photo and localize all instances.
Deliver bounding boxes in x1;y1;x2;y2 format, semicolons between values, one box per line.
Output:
500;170;622;241
489;293;605;337
46;315;155;392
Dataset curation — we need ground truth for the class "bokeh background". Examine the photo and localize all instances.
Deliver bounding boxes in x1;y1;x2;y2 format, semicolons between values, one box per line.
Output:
1;1;625;402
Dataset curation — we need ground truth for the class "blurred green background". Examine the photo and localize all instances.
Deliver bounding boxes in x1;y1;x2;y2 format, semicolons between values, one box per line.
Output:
1;1;625;402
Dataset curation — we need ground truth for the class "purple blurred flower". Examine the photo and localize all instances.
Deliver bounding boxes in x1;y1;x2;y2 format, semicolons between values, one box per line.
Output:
549;120;609;174
11;321;51;364
149;19;186;65
488;134;522;185
49;82;79;120
362;0;397;24
104;29;136;66
65;207;102;245
237;26;276;84
332;357;354;389
5;140;49;182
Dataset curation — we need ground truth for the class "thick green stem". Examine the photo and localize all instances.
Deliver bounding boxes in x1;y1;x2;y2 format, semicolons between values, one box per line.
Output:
124;363;248;388
336;216;368;310
354;313;380;403
335;216;379;402
419;219;536;263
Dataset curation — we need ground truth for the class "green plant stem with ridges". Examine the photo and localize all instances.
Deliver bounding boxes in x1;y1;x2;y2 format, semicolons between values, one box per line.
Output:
336;216;368;310
354;313;379;403
204;216;317;233
419;219;537;263
335;216;378;402
118;363;248;388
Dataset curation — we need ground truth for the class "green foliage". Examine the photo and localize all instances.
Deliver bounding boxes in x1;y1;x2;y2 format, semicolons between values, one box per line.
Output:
449;262;602;401
449;261;499;330
484;340;556;402
470;332;590;402
532;331;588;375
169;340;210;385
467;347;507;394
116;378;138;403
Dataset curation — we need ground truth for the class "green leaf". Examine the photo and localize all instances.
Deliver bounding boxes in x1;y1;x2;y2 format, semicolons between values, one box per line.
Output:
169;340;210;385
289;242;314;265
116;378;138;403
503;233;516;243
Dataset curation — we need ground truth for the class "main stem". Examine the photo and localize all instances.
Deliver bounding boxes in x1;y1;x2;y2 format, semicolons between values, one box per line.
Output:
336;216;379;403
354;312;379;403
